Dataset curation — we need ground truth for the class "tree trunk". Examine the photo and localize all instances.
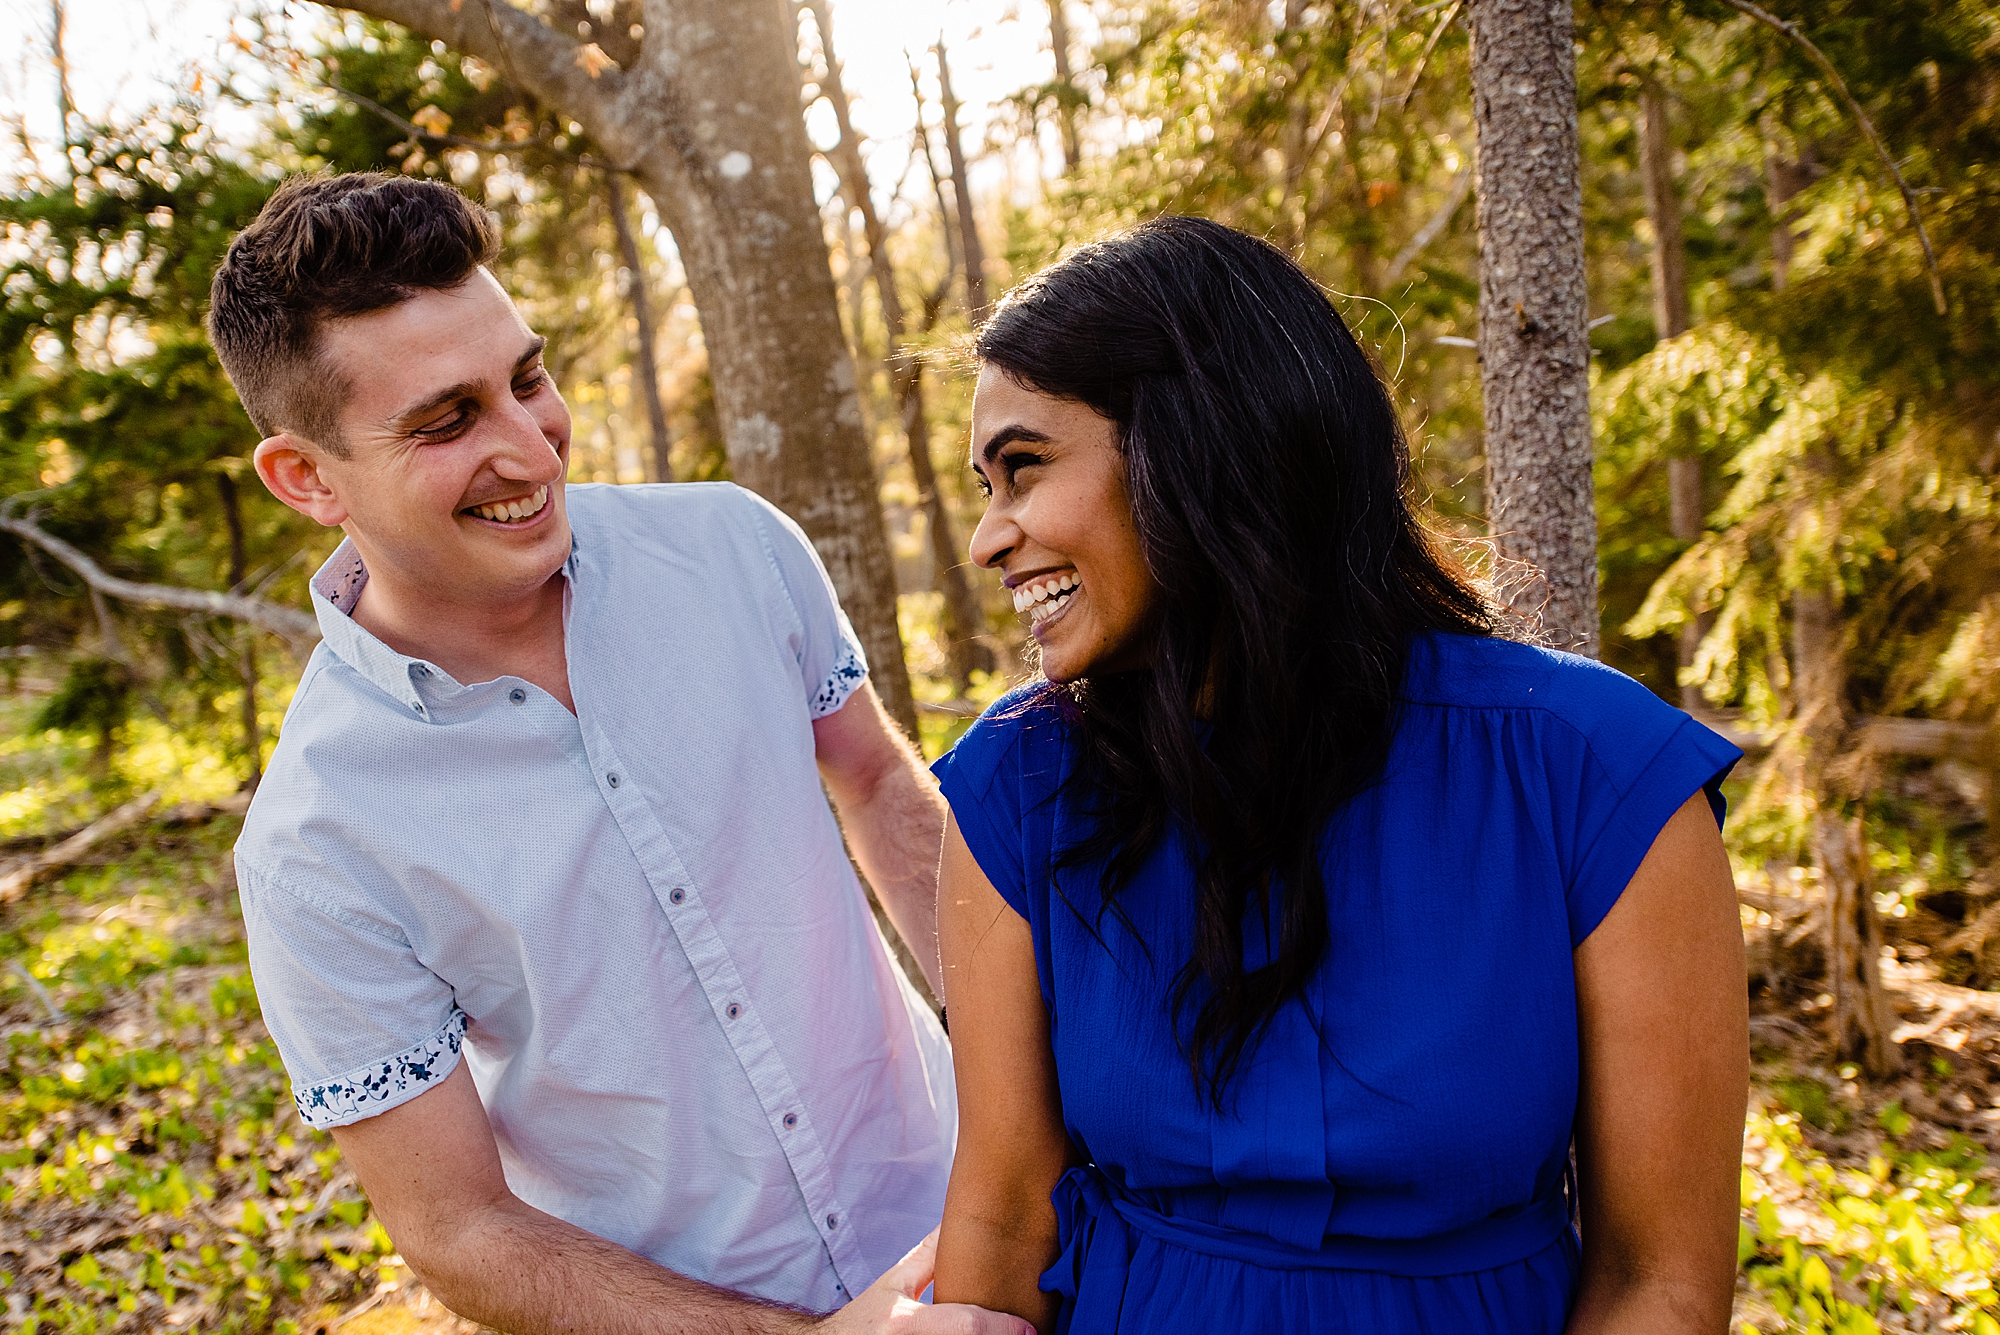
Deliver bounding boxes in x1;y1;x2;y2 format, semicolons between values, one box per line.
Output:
1639;81;1709;703
1793;582;1898;1077
1765;149;1814;292
911;63;965;288
335;0;919;740
1278;0;1317;255
934;40;990;322
1468;0;1599;655
1639;84;1690;342
217;472;262;791
49;0;75;156
605;171;672;484
1048;1;1083;174
804;0;992;693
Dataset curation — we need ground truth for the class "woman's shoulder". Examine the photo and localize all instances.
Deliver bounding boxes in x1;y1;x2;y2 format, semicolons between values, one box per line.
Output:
930;682;1072;800
1403;631;1684;739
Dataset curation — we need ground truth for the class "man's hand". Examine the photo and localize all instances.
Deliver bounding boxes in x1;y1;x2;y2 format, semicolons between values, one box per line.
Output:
333;1062;822;1335
820;1231;1035;1335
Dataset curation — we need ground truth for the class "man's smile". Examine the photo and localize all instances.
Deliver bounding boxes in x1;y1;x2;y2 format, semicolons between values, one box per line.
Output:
463;485;551;525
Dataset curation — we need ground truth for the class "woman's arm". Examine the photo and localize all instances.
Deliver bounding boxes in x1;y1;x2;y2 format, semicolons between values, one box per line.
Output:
932;815;1072;1334
1567;793;1750;1335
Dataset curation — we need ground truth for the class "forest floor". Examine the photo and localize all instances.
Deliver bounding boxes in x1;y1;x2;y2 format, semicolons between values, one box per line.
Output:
0;809;1991;1333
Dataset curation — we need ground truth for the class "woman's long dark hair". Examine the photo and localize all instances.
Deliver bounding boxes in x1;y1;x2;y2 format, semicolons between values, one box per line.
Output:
975;217;1496;1106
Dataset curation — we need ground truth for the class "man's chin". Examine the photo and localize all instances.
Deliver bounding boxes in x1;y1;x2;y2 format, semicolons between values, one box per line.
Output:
452;514;572;598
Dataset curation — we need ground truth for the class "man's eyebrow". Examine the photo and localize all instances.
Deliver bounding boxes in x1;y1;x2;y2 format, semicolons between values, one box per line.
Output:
973;424;1053;468
388;335;550;430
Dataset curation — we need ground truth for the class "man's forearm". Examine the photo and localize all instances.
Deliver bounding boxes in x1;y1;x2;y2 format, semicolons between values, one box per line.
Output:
410;1195;817;1335
842;758;947;995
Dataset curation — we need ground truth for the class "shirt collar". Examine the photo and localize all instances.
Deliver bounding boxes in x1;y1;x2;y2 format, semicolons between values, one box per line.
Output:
309;540;439;720
308;537;584;723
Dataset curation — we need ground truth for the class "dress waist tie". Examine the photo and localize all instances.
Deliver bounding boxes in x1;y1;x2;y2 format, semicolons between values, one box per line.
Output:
1044;1164;1574;1331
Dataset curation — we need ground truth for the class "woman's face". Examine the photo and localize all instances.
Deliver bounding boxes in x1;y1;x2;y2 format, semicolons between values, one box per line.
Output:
967;364;1160;683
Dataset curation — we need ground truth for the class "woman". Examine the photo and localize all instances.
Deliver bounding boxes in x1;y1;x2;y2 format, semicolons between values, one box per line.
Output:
929;218;1748;1334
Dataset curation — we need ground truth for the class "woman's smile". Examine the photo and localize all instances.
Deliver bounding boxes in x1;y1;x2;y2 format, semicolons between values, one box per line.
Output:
968;366;1158;683
1010;570;1083;632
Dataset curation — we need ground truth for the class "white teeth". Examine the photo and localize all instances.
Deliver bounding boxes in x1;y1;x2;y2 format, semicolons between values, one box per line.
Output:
1008;575;1088;615
1012;574;1081;617
1030;591;1075;624
472;486;549;524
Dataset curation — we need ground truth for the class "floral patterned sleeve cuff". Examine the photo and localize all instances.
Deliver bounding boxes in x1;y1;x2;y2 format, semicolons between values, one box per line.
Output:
808;637;869;719
291;1008;467;1130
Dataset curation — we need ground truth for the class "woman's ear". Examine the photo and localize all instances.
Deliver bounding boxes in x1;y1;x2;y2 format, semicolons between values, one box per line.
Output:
254;434;349;528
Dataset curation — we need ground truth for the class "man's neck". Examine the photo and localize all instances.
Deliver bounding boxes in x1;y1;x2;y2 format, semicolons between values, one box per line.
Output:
350;562;575;712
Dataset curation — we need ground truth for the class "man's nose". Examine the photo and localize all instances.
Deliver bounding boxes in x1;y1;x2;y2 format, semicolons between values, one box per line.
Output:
491;396;564;480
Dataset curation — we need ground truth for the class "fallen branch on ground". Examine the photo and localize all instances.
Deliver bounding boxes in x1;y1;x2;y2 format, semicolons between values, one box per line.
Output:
0;511;320;645
1691;707;1993;763
0;792;250;857
0;793;163;905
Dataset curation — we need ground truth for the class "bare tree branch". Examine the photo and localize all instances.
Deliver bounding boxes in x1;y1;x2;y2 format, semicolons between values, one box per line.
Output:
1398;0;1462;112
335;0;628;153
1718;0;1948;315
0;511;321;643
325;77;608;168
1384;160;1473;285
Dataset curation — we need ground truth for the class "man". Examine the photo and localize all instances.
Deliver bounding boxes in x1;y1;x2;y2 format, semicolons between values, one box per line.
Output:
212;173;1024;1335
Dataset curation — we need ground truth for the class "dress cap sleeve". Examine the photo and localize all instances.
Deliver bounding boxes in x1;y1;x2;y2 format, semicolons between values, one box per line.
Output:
931;686;1061;920
1550;658;1743;946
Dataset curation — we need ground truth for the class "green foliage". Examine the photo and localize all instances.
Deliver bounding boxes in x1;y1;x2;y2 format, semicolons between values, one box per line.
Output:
1739;1107;2000;1333
0;99;320;797
0;821;397;1333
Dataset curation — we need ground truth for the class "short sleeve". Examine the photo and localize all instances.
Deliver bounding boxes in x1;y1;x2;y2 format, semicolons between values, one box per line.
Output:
740;489;869;719
237;857;465;1130
1552;672;1743;947
931;692;1054;920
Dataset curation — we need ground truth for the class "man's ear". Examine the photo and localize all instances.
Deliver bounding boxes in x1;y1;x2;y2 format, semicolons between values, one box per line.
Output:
254;434;349;527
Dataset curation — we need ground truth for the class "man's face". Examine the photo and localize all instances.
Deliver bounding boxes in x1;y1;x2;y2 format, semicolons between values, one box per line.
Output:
308;269;573;609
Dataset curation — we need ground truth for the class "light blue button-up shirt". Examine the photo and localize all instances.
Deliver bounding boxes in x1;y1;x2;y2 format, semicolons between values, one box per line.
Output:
235;482;955;1310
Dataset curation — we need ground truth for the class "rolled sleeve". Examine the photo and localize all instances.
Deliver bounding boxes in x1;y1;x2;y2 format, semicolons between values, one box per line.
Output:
237;857;465;1129
741;489;870;719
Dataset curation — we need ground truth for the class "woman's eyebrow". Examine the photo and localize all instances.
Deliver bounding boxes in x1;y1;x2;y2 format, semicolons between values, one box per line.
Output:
975;424;1053;466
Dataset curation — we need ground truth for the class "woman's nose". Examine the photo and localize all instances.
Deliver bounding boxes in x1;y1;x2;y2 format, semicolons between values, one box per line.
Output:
967;498;1016;570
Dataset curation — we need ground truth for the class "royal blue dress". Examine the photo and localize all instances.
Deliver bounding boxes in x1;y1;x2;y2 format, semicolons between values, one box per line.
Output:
932;632;1741;1333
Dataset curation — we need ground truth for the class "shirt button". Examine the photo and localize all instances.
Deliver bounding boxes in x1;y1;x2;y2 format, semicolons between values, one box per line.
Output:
726;1003;741;1019
669;887;685;904
826;1214;839;1230
607;772;620;788
411;702;424;713
509;688;526;704
783;1113;798;1129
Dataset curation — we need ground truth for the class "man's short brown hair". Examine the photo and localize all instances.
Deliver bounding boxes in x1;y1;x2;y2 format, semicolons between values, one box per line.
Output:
208;173;501;454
